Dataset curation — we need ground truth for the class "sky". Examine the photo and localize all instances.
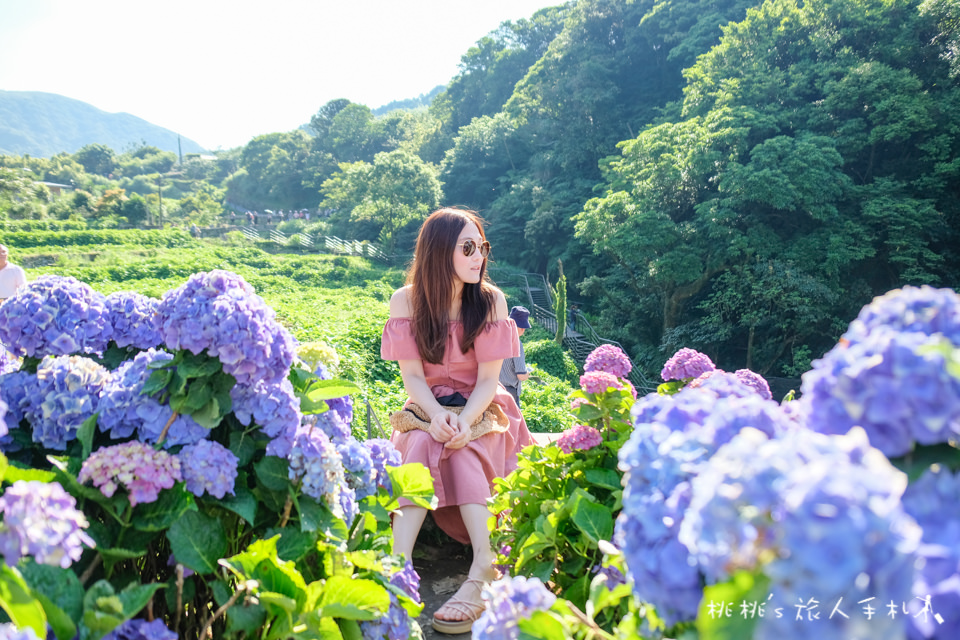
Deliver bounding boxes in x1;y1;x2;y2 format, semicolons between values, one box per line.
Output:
0;0;563;151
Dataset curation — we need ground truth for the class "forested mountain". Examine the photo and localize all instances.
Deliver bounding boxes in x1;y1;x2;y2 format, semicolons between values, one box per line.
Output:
6;0;960;381
372;86;446;116
0;91;206;158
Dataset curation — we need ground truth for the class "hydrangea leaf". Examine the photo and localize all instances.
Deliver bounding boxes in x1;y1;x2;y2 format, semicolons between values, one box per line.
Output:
518;609;567;640
384;463;437;510
295;495;349;541
305;379;361;401
568;490;614;545
255;455;291;492
132;484;196;532
696;570;768;640
18;562;83;624
78;413;97;461
583;468;622;490
30;589;76;640
317;575;390;621
225;600;267;636
167;511;228;575
219;484;258;525
141;368;172;398
116;582;165;621
0;564;48;639
2;463;56;485
263;526;316;563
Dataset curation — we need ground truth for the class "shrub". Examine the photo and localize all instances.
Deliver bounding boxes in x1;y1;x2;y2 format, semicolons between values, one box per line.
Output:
525;339;579;385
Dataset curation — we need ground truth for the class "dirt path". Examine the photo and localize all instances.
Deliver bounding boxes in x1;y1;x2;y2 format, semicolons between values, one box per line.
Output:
411;529;475;639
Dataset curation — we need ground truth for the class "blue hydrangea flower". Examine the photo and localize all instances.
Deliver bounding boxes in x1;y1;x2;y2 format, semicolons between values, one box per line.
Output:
0;275;112;358
366;437;402;496
0;371;33;452
473;576;556;640
178;439;239;499
844;285;960;345
104;291;163;350
314;362;354;431
902;467;960;640
0;480;95;568
616;385;794;625
101;618;177;640
359;593;411;640
156;270;296;385
0;395;7;441
231;378;302;457
23;354;110;450
287;423;351;521
337;437;377;500
800;327;960;457
680;427;919;640
0;349;19;375
97;349;206;448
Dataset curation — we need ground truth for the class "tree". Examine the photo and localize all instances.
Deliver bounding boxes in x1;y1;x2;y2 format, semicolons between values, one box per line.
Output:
73;143;116;176
120;193;150;227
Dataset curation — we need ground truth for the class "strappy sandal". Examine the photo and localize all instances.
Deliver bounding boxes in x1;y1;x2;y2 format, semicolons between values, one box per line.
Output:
431;577;487;635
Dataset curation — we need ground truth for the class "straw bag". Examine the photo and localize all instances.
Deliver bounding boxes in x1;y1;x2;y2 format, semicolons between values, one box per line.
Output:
390;402;510;441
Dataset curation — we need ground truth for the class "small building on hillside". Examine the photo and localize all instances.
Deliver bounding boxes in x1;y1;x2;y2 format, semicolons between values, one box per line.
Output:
35;181;74;196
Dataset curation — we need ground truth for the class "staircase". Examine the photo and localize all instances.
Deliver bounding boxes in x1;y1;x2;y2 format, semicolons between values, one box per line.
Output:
501;271;658;394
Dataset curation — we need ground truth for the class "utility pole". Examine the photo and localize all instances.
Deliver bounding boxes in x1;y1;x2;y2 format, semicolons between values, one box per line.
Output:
157;174;163;227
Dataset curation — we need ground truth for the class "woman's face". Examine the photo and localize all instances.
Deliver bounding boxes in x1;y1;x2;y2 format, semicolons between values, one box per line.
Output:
452;222;485;287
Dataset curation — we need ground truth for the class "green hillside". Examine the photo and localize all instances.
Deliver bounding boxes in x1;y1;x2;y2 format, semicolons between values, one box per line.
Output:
0;90;207;158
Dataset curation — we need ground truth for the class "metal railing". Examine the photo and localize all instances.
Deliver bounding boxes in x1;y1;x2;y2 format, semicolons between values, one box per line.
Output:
365;399;387;439
502;271;658;393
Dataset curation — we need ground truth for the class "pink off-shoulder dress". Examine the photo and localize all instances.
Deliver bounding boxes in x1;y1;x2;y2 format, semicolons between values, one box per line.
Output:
381;317;534;544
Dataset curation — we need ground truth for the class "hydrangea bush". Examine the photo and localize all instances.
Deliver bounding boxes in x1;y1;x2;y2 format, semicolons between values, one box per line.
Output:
0;271;432;640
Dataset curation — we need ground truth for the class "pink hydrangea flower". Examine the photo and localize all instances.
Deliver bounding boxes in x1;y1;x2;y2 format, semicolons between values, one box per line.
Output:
660;348;716;381
79;441;182;506
580;371;623;395
557;425;603;454
734;369;773;400
570;397;588;411
584;345;632;378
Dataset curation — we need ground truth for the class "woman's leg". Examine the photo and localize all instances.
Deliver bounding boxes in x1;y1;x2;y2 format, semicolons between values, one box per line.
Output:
393;505;428;561
434;503;496;623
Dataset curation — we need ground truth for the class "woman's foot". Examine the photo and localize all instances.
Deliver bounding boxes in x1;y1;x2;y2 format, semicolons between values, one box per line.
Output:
432;577;487;634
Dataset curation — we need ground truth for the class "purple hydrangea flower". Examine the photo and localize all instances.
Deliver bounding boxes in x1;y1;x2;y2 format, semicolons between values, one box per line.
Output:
287;423;352;522
24;354;110;450
660;348;716;381
680;426;919;640
101;618;177;640
366;437;402;496
314;362;355;428
0;396;7;440
360;593;411;640
579;371;623;395
902;467;960;640
0;275;112;358
390;560;421;603
557;425;603;454
584;344;632;378
79;441;182;506
0;480;94;568
156;270;296;385
231;378;302;457
800;327;960;457
98;349;207;447
178;439;239;499
0;624;42;640
472;575;556;640
590;562;627;590
733;369;772;400
104;291;163;350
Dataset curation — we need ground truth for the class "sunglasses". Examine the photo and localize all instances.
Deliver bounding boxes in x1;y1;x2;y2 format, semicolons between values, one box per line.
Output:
458;239;491;258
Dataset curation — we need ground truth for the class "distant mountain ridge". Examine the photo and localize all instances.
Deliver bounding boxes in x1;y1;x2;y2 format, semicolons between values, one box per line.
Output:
0;90;207;158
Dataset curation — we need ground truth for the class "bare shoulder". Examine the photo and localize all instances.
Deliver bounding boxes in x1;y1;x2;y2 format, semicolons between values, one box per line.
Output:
389;285;413;318
488;286;509;322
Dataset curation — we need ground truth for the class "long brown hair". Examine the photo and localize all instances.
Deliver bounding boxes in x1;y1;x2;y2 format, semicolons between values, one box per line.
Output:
407;208;496;364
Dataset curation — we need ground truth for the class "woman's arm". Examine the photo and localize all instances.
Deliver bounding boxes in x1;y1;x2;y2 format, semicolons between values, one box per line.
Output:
445;289;509;449
390;287;458;442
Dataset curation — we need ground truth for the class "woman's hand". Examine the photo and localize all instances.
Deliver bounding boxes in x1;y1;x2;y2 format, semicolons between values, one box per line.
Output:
428;410;459;443
444;414;473;450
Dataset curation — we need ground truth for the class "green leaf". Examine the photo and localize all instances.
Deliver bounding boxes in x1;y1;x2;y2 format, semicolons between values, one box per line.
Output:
100;547;147;573
117;582;165;619
18;562;83;625
141;368;172;397
385;463;437;510
186;397;223;429
697;570;769;640
32;590;76;640
219;484;258;525
0;565;47;638
264;526;317;562
167;510;228;575
183;379;213;411
132;484;196;531
256;456;292;492
177;351;223;378
318;576;390;620
573;404;603;421
518;610;567;640
583;468;623;490
517;531;554;569
78;413;98;461
569;492;614;545
3;464;55;484
305;378;361;400
298;495;350;540
226;601;267;636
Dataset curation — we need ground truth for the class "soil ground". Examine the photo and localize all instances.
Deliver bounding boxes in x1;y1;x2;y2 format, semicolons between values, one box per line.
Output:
411;520;475;639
